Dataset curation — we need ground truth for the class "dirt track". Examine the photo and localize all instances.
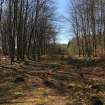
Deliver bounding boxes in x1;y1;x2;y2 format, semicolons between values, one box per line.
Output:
0;60;105;105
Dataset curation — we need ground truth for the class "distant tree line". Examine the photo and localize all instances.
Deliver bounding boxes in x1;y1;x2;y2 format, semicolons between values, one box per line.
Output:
70;0;105;57
0;0;56;64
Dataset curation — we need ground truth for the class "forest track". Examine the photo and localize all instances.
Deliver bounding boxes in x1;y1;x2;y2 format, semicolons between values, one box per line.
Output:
0;61;105;105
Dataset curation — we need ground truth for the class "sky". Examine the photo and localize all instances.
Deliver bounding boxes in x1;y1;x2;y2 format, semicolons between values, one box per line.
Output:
54;0;73;44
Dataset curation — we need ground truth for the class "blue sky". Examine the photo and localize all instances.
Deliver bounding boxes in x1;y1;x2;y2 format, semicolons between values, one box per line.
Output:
54;0;73;44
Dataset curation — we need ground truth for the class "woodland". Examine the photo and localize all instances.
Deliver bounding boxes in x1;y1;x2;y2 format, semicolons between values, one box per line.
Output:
0;0;105;105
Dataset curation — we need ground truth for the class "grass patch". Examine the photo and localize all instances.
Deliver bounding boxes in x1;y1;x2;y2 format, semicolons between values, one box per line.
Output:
36;97;48;105
53;74;70;81
92;84;105;92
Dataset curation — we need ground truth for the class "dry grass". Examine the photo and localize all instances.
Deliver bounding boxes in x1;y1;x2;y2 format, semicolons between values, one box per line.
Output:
0;58;105;105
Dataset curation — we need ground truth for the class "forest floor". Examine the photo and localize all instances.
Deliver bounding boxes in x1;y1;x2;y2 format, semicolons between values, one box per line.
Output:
0;57;105;105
